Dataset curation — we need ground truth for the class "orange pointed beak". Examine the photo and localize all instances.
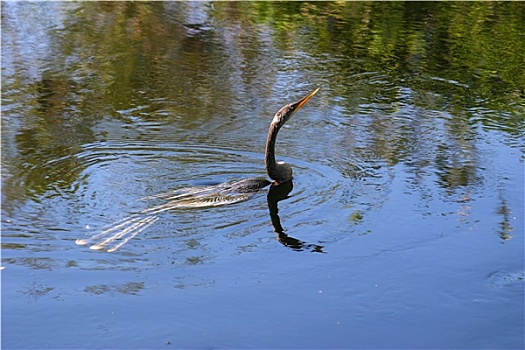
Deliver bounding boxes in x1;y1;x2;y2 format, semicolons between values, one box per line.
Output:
294;87;320;112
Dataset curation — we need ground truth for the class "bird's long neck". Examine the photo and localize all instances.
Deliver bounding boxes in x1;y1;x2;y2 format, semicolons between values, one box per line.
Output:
265;122;279;175
265;120;291;183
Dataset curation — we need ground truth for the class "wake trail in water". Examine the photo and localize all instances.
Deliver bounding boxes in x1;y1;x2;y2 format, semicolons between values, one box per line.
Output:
75;180;264;252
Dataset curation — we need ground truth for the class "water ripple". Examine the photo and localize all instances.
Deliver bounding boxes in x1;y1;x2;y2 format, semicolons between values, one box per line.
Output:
69;141;350;252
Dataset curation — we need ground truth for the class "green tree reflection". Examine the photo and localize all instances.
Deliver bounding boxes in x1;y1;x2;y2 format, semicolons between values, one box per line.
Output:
2;1;524;211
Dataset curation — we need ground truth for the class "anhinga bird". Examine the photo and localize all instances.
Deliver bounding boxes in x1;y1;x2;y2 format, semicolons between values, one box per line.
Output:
77;88;320;251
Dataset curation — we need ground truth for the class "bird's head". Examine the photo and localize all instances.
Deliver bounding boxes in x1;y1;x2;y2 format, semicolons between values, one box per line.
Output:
272;87;320;128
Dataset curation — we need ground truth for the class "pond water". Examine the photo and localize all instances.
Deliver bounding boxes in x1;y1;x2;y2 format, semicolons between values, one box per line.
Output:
2;2;524;349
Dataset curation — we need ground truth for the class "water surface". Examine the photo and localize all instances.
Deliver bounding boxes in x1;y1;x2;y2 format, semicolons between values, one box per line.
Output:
2;2;524;349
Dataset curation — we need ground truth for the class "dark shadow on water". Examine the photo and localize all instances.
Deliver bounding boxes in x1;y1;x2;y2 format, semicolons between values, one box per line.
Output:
267;180;325;253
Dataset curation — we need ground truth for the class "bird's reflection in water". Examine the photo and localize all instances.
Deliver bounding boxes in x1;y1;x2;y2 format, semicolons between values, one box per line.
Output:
267;181;324;253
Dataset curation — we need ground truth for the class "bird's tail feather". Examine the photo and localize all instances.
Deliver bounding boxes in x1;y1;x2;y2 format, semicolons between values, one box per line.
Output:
75;215;159;252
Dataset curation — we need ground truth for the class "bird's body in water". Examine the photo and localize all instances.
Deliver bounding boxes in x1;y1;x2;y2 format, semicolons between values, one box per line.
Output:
77;88;319;251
